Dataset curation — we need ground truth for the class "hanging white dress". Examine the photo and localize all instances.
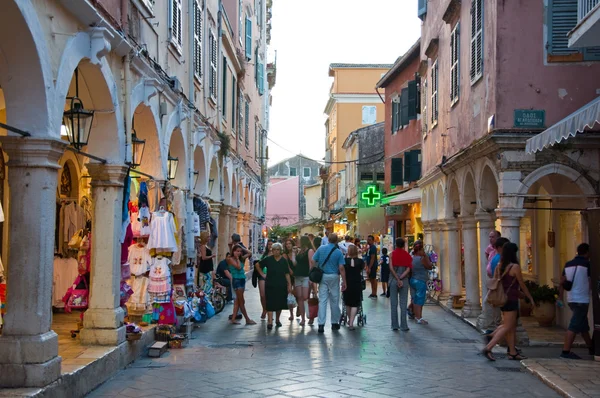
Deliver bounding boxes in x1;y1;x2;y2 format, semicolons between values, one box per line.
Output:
147;211;178;253
128;244;152;276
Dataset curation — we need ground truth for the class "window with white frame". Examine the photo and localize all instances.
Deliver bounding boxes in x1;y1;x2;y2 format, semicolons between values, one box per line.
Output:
450;23;460;105
238;91;244;141
193;0;202;79
431;60;438;126
170;0;183;49
290;167;297;177
470;0;483;83
303;167;311;178
209;31;217;100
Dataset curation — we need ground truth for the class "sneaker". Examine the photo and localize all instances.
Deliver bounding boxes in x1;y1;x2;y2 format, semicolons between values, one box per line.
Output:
332;323;340;330
380;293;387;297
318;325;325;333
560;351;582;359
369;295;377;299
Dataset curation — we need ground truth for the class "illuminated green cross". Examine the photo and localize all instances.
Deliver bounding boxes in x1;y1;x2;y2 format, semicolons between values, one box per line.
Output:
361;185;381;206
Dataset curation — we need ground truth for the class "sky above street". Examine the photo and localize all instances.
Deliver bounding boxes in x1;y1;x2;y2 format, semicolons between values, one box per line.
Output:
267;0;421;166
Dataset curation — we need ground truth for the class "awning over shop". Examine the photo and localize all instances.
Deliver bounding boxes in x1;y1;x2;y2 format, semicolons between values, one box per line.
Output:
526;96;600;154
389;188;422;205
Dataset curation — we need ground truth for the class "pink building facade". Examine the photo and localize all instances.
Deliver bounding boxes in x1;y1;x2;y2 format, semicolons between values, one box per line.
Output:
419;0;600;332
265;177;300;228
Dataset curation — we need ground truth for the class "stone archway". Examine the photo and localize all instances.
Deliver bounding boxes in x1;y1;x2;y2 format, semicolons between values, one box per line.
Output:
193;146;208;196
479;165;499;212
167;128;187;188
133;103;164;180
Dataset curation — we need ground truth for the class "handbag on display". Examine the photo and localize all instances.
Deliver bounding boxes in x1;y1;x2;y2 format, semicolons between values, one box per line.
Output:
68;229;84;249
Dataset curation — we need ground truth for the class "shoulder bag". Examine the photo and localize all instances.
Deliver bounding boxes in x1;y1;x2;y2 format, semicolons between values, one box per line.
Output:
562;265;578;291
486;264;516;308
309;246;338;283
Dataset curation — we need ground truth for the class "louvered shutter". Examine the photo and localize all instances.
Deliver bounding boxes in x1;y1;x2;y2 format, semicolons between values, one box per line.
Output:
400;88;409;127
245;16;252;60
408;80;418;120
547;0;600;60
470;0;483;82
238;92;244;140
209;32;217;100
422;78;428;135
450;23;460;103
418;0;427;20
222;60;227;117
391;158;403;186
258;62;265;95
232;77;237;130
245;101;250;147
410;150;422;182
171;0;183;47
392;101;399;133
431;61;438;124
404;151;413;182
193;0;203;78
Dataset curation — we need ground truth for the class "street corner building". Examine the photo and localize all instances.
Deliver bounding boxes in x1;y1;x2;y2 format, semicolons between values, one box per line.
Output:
413;0;600;341
0;0;275;394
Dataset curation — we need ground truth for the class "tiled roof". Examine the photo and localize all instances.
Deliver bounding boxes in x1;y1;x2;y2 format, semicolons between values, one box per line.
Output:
376;39;421;89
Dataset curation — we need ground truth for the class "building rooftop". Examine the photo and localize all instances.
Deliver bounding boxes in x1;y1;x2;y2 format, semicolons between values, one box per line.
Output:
329;63;394;69
376;39;421;89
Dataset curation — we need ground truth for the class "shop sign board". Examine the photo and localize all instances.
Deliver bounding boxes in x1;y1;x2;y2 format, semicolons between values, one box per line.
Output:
514;109;545;128
385;205;404;216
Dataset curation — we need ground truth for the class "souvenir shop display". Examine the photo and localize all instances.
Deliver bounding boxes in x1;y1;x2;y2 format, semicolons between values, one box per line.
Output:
147;209;178;254
52;256;79;308
0;202;4;327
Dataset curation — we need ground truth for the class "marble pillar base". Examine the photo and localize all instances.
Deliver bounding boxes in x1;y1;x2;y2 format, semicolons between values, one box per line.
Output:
461;301;482;318
80;307;126;346
0;331;61;387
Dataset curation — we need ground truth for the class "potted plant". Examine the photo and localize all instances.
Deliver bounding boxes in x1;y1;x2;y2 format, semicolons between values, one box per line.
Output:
531;284;559;326
520;280;539;317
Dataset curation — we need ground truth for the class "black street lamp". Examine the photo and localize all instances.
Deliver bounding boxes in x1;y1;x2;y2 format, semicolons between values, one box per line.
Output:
193;171;199;189
63;68;94;150
167;153;179;180
129;117;146;168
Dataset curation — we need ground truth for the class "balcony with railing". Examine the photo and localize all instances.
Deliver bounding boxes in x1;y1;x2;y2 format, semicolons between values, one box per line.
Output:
570;0;600;48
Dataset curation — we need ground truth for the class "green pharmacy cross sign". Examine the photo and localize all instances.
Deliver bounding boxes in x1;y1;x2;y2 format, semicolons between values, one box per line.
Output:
361;185;382;207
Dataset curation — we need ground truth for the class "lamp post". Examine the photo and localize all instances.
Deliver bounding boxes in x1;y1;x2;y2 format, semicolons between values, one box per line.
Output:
167;153;179;181
63;68;94;150
129;117;146;168
193;171;199;190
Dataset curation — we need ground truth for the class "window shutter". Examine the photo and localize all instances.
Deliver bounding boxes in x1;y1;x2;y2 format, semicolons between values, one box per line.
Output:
391;158;403;186
404;151;412;182
222;59;227;118
400;88;409;127
258;63;264;95
431;61;438;124
418;0;427;20
470;0;483;82
232;77;237;130
209;32;218;100
407;80;418;121
410;150;422;182
450;23;460;103
547;0;600;60
238;92;244;139
171;0;183;47
391;101;398;133
245;16;252;60
193;0;202;78
422;78;428;135
245;101;250;147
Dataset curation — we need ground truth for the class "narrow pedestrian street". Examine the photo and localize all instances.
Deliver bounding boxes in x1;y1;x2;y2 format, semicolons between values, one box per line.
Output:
89;287;560;398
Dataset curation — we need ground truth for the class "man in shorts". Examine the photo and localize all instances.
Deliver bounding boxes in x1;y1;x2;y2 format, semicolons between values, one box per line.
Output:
559;243;593;359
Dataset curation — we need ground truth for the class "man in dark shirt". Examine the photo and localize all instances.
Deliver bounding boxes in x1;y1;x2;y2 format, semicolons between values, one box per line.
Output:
367;235;378;299
215;253;233;301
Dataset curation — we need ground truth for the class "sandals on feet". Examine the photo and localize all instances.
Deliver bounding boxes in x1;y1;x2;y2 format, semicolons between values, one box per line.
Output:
246;320;257;325
267;324;273;330
508;353;527;360
416;318;429;325
276;321;282;328
482;349;496;361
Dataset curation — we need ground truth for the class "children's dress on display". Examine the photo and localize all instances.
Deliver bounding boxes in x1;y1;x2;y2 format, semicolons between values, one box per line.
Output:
147;211;178;253
128;243;151;276
148;256;171;302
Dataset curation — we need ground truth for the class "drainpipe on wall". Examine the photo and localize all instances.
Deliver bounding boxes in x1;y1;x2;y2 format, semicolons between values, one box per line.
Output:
217;1;226;200
375;87;385;104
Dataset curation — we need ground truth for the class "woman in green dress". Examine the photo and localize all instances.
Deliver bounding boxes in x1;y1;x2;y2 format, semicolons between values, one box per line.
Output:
258;243;293;329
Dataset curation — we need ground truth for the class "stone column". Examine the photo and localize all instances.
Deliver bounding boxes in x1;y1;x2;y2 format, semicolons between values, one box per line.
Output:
476;212;496;299
0;137;65;387
229;207;239;244
242;213;251;246
432;220;450;300
442;218;462;307
422;221;433;247
459;216;481;318
218;206;230;260
80;164;128;346
209;201;221;256
495;208;526;249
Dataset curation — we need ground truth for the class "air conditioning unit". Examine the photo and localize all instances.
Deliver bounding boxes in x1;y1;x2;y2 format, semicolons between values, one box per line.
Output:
170;76;182;93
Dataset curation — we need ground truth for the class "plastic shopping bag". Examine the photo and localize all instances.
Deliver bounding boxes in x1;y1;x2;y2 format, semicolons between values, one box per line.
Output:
287;293;297;308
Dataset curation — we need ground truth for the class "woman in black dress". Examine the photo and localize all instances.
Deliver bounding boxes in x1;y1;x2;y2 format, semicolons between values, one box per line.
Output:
258;243;293;329
197;231;216;290
343;245;365;330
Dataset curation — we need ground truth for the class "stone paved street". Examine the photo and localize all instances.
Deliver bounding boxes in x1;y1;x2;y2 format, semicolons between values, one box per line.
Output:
89;287;562;398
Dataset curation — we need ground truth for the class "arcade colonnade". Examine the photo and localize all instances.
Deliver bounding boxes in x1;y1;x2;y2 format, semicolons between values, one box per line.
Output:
0;0;264;387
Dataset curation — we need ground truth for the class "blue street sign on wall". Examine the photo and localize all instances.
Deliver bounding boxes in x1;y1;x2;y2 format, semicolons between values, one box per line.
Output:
514;109;545;128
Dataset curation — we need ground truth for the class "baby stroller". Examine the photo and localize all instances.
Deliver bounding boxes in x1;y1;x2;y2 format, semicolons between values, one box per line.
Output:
339;280;367;326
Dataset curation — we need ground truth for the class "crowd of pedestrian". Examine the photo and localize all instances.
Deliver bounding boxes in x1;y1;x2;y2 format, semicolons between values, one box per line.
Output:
198;227;595;362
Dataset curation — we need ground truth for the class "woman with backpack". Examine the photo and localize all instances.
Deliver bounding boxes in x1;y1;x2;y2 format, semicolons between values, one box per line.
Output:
482;243;534;361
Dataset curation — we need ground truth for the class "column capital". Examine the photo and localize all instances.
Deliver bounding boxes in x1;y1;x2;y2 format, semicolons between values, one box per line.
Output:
0;136;66;169
440;218;458;230
422;220;434;231
495;208;526;220
475;210;496;227
458;215;478;230
87;163;129;188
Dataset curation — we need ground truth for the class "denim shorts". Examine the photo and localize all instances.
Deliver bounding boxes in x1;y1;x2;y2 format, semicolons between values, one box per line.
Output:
568;303;590;333
294;276;309;288
409;278;427;306
232;278;246;291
